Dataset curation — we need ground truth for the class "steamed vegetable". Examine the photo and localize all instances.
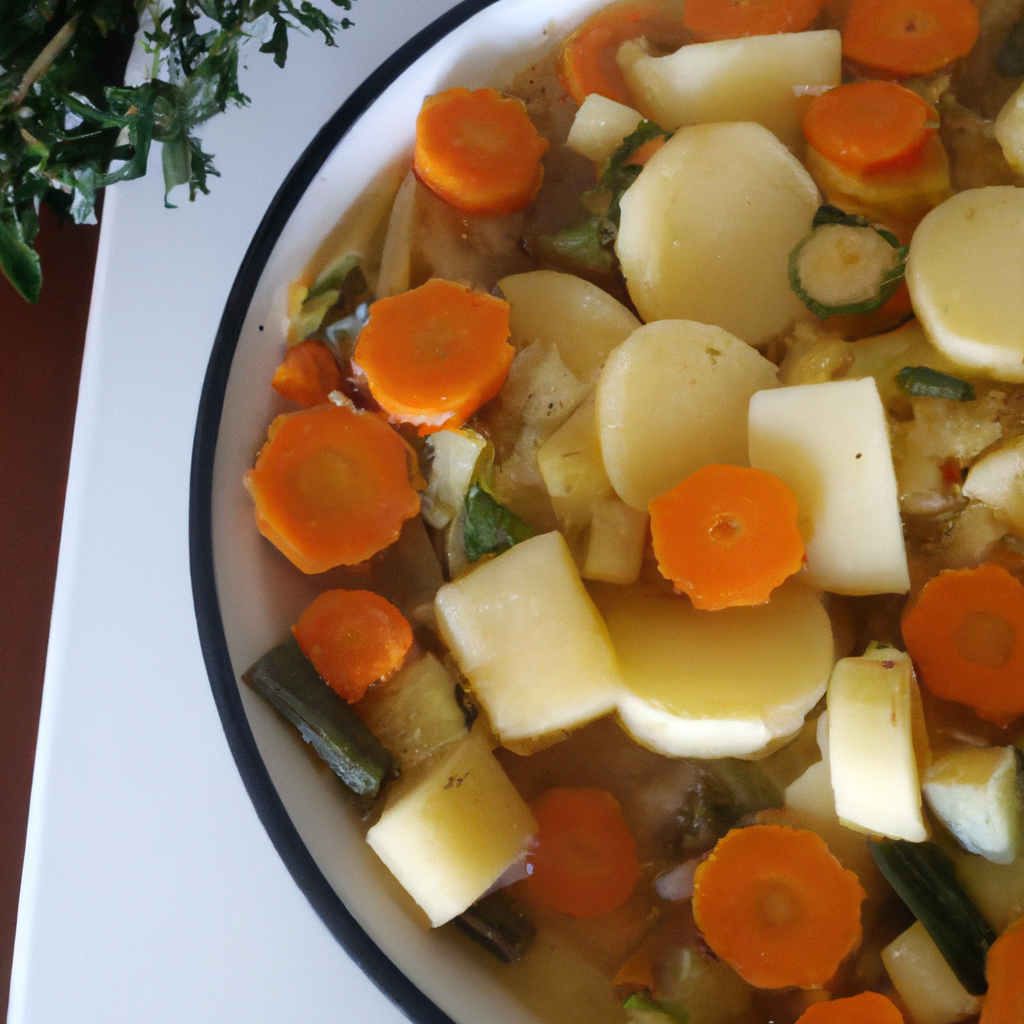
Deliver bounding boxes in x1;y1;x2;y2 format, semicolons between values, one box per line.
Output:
682;0;824;41
980;918;1024;1024
795;993;905;1024
271;339;345;408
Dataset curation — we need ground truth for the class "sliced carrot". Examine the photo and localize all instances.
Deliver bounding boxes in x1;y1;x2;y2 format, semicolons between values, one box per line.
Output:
526;787;639;919
804;81;938;174
353;278;513;435
293;589;413;702
692;824;865;990
245;403;420;574
980;916;1024;1024
796;991;906;1023
842;0;979;76
413;87;549;217
556;0;689;106
648;464;805;611
683;0;825;42
624;135;668;167
902;563;1024;727
271;339;345;408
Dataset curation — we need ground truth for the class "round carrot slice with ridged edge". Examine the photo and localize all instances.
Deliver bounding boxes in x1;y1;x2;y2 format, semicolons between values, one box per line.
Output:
413;87;549;217
354;277;514;434
245;402;420;574
796;991;906;1023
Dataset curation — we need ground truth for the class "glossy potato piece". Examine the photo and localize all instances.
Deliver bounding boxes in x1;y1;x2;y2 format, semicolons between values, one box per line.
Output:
906;187;1024;382
498;270;640;380
565;93;644;164
597;320;779;510
616;122;819;344
618;30;841;152
598;581;833;758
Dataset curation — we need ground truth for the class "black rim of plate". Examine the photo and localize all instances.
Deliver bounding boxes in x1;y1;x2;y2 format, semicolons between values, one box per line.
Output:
188;2;502;1020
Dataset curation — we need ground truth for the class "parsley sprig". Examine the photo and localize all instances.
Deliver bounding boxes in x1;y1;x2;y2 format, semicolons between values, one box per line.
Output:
1;0;354;302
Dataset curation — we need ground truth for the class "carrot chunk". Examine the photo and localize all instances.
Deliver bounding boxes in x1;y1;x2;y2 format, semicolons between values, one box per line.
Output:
413;87;549;217
354;278;514;435
804;81;938;174
648;464;805;611
683;0;825;42
902;563;1024;726
271;339;345;408
980;917;1024;1024
245;403;420;574
796;991;906;1023
526;787;640;919
842;0;979;76
293;589;413;702
692;825;865;989
556;0;690;106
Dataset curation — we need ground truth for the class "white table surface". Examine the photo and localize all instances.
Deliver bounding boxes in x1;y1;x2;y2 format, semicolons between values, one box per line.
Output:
7;3;461;1020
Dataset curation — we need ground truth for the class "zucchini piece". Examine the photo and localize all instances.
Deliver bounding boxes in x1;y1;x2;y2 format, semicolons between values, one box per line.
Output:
242;635;399;797
870;839;995;995
896;366;976;402
622;991;689;1023
453;889;535;963
789;206;908;319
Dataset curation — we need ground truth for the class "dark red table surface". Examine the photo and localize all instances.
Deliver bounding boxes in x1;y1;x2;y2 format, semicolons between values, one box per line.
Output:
0;206;100;1014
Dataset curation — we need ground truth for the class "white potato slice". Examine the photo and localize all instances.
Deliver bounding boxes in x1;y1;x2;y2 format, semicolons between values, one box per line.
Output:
565;93;644;164
598;581;833;759
597;319;779;511
498;270;640;380
617;30;841;152
616;122;819;344
366;731;536;926
827;647;927;842
994;80;1024;173
906;186;1024;382
748;377;910;595
435;531;622;750
963;434;1024;534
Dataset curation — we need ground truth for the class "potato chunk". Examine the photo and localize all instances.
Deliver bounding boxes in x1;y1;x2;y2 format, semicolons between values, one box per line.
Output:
906;187;1024;382
616;122;819;344
618;30;841;152
597;319;779;511
435;531;622;749
366;732;536;926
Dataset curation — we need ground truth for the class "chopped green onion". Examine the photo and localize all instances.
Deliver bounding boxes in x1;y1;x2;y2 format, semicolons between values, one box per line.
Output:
896;366;976;401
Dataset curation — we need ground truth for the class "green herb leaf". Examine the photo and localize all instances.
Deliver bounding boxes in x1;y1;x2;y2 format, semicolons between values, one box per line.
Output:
897;366;976;401
0;211;43;302
463;484;533;562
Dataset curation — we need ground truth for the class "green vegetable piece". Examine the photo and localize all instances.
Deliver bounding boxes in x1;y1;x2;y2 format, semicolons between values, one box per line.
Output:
622;990;690;1023
293;254;370;343
896;366;976;401
586;119;673;229
869;839;995;996
789;205;908;318
996;15;1024;76
452;889;535;963
463;484;534;562
242;635;400;798
533;219;615;276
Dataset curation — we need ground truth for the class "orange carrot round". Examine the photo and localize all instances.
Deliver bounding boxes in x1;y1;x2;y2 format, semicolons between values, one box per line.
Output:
804;81;938;174
980;917;1024;1024
526;787;639;919
692;825;865;990
413;87;549;217
293;589;413;702
842;0;979;76
648;464;805;611
902;563;1024;727
271;339;344;408
796;991;906;1023
557;0;689;105
354;278;514;434
245;403;420;574
683;0;825;42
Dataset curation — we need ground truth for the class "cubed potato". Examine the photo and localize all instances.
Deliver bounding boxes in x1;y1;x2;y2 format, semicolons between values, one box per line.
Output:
994;80;1024;172
366;731;536;926
963;435;1024;534
748;377;910;595
597;319;779;510
565;93;644;164
615;122;819;344
435;531;622;749
498;270;640;381
906;187;1024;382
597;580;833;758
617;30;841;152
953;848;1024;933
